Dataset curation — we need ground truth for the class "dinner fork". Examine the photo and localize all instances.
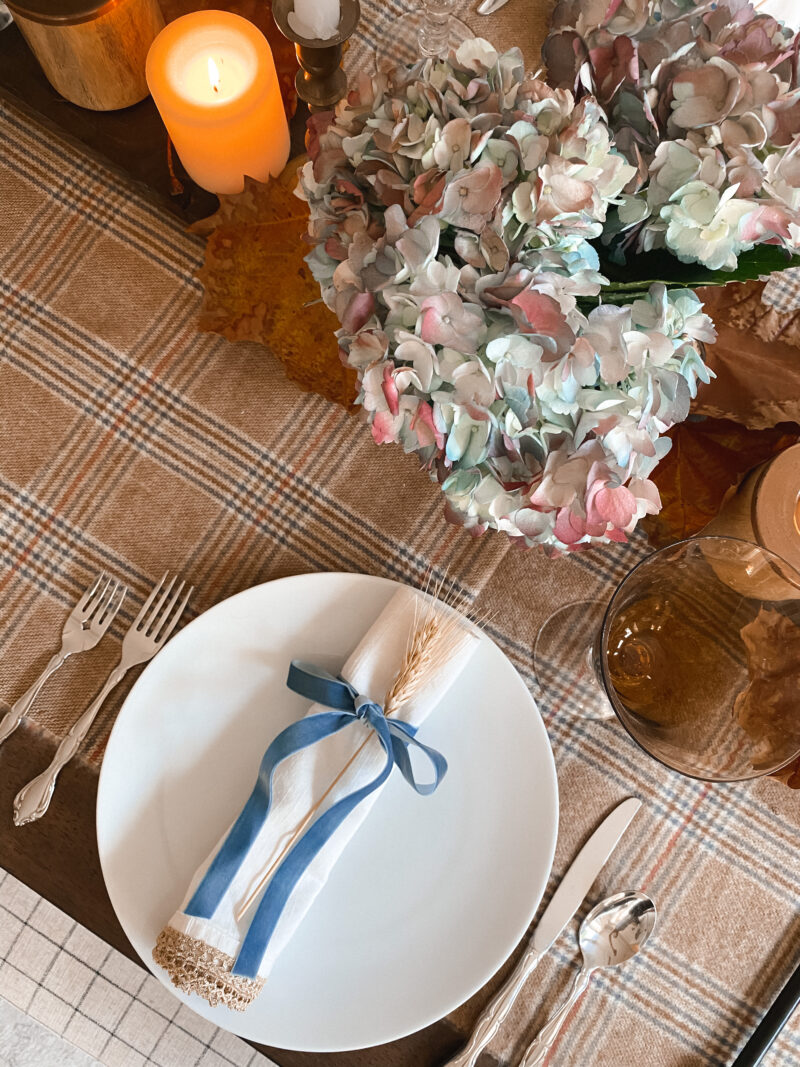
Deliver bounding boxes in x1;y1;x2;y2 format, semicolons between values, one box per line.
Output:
13;573;192;826
0;573;126;749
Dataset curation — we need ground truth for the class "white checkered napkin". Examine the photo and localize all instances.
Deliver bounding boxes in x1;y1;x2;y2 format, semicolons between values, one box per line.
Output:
0;869;276;1067
763;267;800;313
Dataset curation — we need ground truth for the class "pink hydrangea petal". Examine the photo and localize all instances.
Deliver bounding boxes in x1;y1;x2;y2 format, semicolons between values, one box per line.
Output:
371;410;401;445
606;527;629;543
629;477;661;514
382;364;400;416
554;507;586;545
739;205;791;244
342;292;375;333
411;401;445;450
594;484;637;528
511;290;566;336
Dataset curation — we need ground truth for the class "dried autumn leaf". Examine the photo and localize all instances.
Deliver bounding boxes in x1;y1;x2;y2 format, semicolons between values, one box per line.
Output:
642;418;800;548
736;608;800;785
191;158;355;408
695;282;800;429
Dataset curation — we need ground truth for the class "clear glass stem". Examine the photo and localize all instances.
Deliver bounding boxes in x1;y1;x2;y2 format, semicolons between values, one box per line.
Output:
375;8;471;73
533;599;615;720
419;0;456;57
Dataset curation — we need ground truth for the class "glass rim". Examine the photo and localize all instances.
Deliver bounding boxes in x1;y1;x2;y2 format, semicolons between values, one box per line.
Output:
598;534;800;784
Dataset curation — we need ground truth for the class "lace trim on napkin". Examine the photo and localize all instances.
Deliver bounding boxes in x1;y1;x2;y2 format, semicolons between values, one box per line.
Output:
152;926;264;1011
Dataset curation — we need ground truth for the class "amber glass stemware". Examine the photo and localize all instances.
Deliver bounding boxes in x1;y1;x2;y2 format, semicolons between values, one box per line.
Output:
534;536;800;782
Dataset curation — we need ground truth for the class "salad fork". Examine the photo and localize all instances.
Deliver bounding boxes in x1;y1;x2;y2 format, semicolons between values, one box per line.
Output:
13;573;192;826
0;573;126;749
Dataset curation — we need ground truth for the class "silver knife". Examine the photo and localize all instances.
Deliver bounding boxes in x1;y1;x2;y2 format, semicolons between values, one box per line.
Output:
443;797;641;1067
476;0;511;15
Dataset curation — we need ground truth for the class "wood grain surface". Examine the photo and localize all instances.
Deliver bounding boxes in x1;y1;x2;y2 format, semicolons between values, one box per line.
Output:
9;0;164;110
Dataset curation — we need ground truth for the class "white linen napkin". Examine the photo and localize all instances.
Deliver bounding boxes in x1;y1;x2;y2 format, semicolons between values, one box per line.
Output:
153;586;477;1008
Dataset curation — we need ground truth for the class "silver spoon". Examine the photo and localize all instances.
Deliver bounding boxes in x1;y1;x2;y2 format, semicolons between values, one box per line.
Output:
519;890;657;1067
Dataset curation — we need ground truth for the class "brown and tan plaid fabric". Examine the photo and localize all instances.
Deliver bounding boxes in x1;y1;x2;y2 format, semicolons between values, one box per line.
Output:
1;27;799;1067
0;98;510;754
465;550;800;1067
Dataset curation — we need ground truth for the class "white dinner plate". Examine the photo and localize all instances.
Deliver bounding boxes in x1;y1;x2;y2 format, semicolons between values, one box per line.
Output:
96;572;558;1051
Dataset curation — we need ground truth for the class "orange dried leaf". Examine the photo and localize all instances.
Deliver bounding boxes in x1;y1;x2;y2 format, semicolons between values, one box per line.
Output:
694;284;800;429
736;608;800;788
642;419;800;548
191;160;355;408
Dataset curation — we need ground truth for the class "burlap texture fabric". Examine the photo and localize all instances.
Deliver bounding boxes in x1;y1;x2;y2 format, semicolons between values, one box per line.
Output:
1;12;799;1065
347;0;554;73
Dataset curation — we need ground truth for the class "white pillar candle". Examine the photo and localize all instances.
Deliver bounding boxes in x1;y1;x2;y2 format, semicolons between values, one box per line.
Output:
146;11;290;195
288;0;341;41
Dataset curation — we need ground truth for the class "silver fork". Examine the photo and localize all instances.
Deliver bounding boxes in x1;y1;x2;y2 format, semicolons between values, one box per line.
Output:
13;573;192;826
0;573;127;749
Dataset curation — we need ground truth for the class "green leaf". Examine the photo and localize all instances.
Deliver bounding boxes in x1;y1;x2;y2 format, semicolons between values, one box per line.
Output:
598;241;800;289
580;241;800;307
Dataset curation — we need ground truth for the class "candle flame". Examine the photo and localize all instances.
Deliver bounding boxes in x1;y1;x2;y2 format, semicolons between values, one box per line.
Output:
208;57;221;93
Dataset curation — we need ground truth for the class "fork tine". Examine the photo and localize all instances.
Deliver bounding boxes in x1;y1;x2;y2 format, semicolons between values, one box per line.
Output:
96;580;126;627
143;574;178;635
91;578;118;626
85;575;114;622
74;571;106;616
157;579;185;625
133;573;168;628
151;580;185;641
112;583;128;615
154;584;193;645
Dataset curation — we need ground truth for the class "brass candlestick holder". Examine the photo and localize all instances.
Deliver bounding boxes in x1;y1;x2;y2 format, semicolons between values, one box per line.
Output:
272;0;360;112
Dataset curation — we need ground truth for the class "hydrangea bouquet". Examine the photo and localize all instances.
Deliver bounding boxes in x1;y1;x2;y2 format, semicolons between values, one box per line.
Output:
546;0;800;288
299;5;800;554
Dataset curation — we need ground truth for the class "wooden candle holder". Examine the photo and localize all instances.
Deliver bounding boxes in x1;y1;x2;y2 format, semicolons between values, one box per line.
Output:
272;0;360;112
7;0;164;111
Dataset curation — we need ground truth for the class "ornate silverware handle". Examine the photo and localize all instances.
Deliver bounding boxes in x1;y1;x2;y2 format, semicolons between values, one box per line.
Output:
13;665;126;826
0;653;66;747
519;967;593;1067
444;943;545;1067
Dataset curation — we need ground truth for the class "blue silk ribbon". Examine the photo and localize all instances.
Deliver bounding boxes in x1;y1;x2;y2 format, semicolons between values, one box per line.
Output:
184;660;447;979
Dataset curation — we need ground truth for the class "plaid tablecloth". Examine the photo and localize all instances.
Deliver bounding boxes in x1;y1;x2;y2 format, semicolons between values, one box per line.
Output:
763;268;800;313
1;18;799;1067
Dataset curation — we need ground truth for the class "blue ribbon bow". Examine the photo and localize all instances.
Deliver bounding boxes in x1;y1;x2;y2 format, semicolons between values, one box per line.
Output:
184;660;447;979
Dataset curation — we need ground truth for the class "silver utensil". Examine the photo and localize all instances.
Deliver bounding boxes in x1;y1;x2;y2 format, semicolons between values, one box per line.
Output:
476;0;510;15
519;890;657;1067
0;573;126;749
731;957;800;1067
444;797;641;1067
13;573;192;826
